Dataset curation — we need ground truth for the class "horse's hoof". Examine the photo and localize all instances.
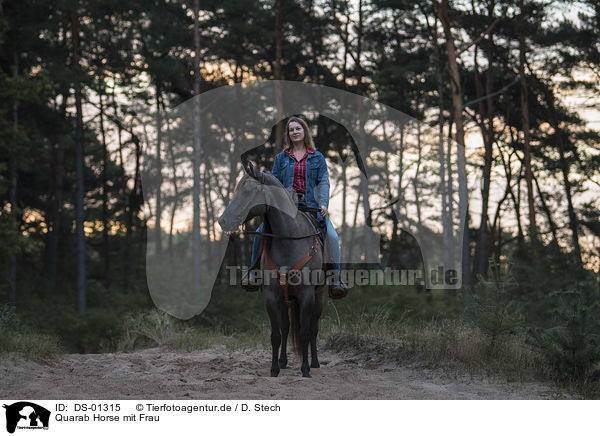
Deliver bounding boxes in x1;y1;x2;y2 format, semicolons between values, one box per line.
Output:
301;364;311;378
310;361;320;368
271;368;280;377
302;372;312;378
279;361;287;369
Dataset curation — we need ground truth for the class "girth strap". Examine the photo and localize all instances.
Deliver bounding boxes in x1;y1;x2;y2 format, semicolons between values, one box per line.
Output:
262;237;321;305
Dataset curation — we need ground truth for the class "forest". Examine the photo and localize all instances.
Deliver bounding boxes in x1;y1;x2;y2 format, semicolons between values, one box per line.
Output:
1;0;600;397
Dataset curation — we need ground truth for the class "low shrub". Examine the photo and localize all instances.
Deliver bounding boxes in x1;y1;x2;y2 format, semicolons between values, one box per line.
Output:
0;305;62;361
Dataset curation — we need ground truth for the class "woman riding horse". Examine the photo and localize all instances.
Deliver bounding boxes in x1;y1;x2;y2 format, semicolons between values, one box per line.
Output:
242;116;348;299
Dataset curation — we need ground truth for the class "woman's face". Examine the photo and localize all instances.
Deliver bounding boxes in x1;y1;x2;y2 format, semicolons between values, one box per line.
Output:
288;121;305;144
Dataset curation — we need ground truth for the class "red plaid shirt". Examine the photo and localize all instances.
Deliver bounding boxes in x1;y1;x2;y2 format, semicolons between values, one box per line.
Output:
285;148;314;193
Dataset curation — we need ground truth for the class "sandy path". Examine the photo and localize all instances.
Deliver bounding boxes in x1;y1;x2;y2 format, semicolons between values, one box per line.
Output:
0;345;572;399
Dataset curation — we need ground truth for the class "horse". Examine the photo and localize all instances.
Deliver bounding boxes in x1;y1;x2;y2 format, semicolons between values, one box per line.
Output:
218;161;326;378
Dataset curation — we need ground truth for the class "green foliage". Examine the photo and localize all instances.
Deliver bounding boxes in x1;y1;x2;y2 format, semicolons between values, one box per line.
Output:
10;267;154;353
0;304;62;361
528;279;600;383
0;304;20;334
60;309;124;354
467;259;520;354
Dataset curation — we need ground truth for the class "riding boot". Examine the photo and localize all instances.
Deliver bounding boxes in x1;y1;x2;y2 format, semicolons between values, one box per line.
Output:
325;263;348;299
329;280;348;299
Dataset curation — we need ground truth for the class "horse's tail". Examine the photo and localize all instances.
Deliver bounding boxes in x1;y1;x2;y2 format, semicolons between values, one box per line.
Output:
289;300;302;356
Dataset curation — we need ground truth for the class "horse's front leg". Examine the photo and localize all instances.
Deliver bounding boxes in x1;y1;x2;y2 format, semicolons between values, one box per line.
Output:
265;287;281;377
298;288;314;378
279;299;289;369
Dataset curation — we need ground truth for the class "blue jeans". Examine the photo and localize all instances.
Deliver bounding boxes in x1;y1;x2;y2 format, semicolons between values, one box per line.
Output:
250;216;341;285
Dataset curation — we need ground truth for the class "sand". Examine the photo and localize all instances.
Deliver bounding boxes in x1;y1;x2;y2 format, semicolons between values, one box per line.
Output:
0;345;574;400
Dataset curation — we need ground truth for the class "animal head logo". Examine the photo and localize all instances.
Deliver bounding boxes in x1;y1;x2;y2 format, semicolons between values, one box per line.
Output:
3;402;50;434
141;80;467;319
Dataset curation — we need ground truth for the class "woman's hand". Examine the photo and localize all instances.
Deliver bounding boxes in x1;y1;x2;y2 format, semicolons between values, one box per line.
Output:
319;206;328;217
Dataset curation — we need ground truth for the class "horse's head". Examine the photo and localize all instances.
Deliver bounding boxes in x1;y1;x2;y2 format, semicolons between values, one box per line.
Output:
218;160;295;234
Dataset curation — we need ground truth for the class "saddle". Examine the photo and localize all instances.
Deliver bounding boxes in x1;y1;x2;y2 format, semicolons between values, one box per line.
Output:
297;202;327;248
293;192;326;242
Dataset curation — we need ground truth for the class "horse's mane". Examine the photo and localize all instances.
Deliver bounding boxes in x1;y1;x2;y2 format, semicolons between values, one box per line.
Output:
260;171;285;188
233;169;284;191
233;170;315;227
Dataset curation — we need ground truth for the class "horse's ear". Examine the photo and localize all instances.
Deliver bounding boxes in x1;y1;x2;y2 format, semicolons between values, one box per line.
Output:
242;159;258;179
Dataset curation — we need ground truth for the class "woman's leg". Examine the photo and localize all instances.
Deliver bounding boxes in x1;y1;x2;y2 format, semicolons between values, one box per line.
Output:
250;223;263;268
325;217;341;279
324;217;346;298
242;223;263;291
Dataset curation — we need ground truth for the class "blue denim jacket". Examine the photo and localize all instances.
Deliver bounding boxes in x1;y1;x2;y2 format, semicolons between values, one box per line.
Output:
270;150;330;209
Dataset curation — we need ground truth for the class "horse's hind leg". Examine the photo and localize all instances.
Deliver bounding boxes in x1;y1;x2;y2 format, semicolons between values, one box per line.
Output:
266;291;281;377
299;290;314;377
279;299;289;369
310;289;324;368
309;326;319;368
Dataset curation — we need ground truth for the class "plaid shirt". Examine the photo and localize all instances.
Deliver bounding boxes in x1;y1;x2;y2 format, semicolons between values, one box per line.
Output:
285;148;314;193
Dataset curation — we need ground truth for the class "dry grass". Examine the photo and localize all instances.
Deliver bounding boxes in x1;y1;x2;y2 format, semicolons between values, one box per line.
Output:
0;332;63;362
115;308;598;397
117;309;269;353
322;312;544;384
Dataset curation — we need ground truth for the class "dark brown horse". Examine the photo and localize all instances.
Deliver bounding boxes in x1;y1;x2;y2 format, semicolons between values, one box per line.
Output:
218;162;326;377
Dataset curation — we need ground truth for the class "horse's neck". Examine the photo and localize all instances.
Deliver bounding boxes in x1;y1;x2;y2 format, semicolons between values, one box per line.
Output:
266;206;310;236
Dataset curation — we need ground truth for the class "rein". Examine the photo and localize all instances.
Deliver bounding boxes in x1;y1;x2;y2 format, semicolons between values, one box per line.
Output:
243;205;323;240
244;229;321;240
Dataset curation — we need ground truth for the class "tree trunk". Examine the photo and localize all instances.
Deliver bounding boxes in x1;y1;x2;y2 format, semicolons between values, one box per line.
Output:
99;94;110;283
355;0;375;263
349;188;361;257
543;89;583;267
70;8;86;314
532;171;559;246
518;0;537;241
505;127;525;241
8;53;18;308
154;86;163;256
432;16;453;286
164;108;179;257
341;160;347;246
193;0;203;294
202;161;213;264
125;136;142;283
446;117;455;250
470;39;495;281
433;0;471;292
47;133;64;292
274;0;284;150
412;121;423;233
